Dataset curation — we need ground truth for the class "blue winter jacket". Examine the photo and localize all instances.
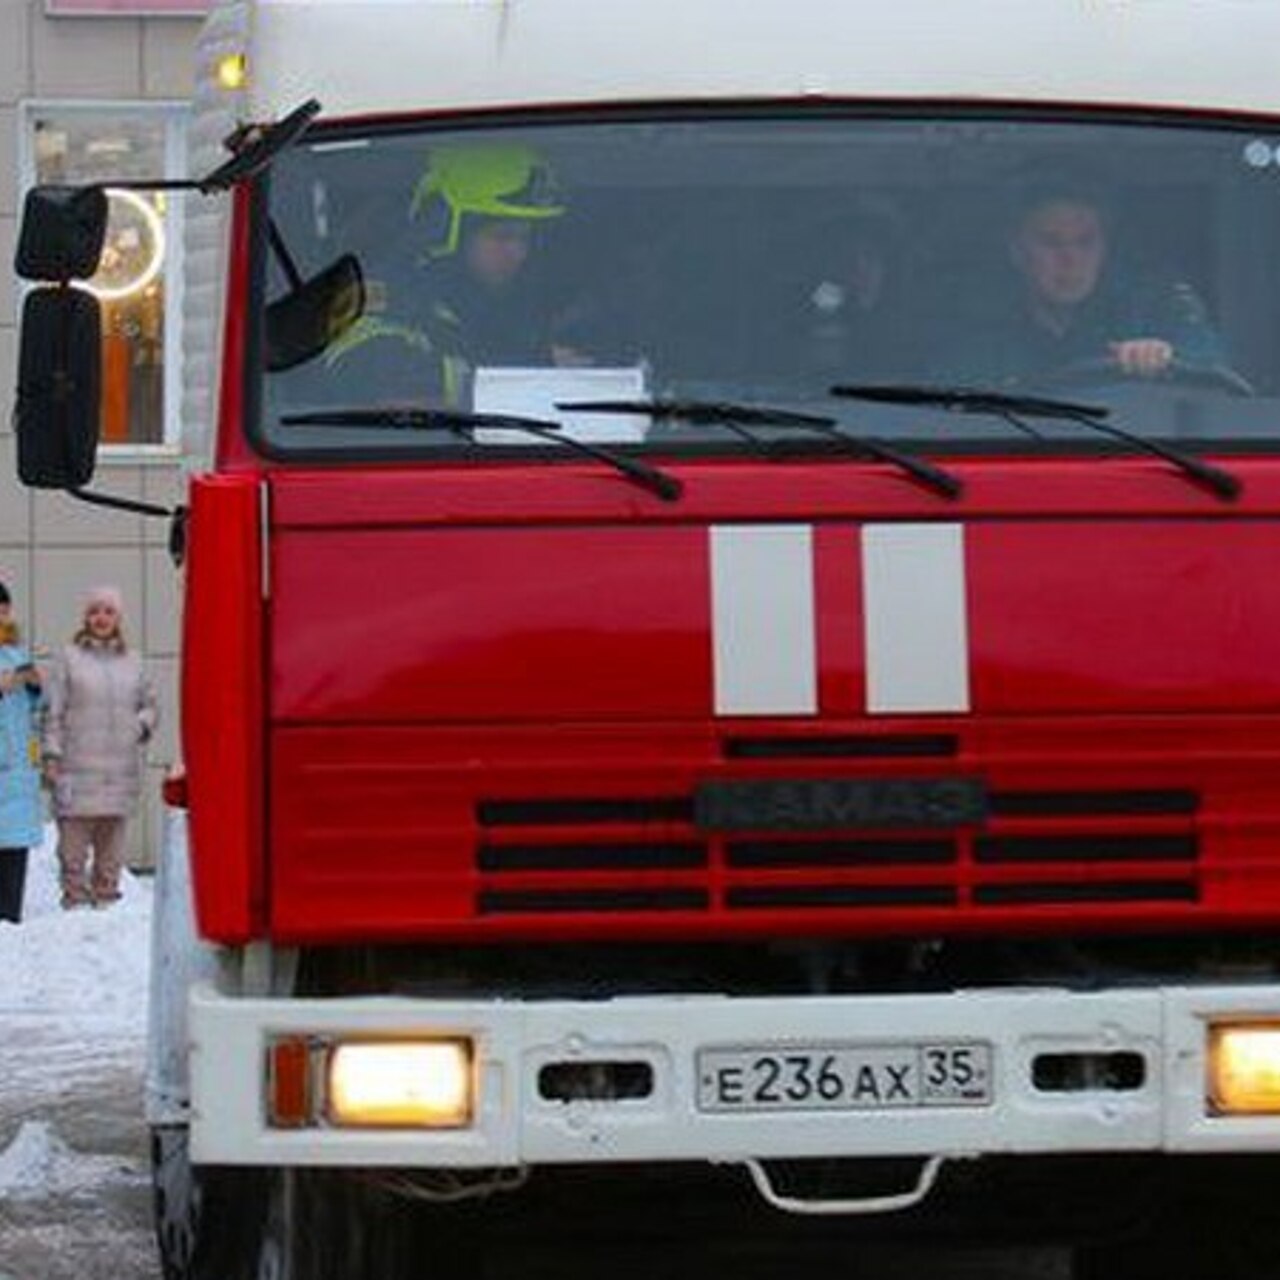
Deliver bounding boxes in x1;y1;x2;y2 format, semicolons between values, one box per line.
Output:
0;643;43;850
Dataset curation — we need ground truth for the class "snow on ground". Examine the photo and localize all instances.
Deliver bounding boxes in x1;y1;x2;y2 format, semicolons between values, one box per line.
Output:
0;824;151;1028
0;825;152;1198
0;1121;139;1200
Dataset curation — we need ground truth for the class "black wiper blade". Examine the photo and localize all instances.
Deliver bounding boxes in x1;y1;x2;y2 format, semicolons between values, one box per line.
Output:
561;397;834;428
832;383;1240;502
560;397;831;454
280;406;682;502
831;383;1107;420
560;398;962;500
284;406;544;431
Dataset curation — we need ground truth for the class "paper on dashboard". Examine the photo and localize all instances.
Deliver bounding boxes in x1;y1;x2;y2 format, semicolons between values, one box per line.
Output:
471;365;648;444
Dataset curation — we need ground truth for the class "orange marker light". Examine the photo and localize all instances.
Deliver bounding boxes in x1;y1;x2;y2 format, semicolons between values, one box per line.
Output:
267;1037;313;1128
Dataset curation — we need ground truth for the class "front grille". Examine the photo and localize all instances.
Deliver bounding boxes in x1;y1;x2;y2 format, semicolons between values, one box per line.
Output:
474;786;1202;923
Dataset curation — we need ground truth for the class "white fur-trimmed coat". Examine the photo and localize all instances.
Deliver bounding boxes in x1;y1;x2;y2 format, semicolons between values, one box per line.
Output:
42;641;158;818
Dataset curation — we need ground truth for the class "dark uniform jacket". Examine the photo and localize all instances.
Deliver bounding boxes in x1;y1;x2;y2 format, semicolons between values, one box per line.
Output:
324;259;562;408
943;274;1225;387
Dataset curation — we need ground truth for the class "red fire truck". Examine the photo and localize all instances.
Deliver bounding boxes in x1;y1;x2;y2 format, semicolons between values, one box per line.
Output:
15;1;1280;1276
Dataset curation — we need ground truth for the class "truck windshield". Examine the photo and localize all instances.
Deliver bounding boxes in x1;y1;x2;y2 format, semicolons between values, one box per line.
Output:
257;110;1280;456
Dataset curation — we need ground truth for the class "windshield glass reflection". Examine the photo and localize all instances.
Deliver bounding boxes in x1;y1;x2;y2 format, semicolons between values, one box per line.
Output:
260;112;1280;453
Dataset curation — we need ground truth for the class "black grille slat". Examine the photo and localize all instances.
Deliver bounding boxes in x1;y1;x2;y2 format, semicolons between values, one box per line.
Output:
479;843;706;872
727;839;956;868
976;881;1197;906
480;888;707;915
725;735;958;760
990;790;1199;818
976;835;1198;864
727;885;957;910
477;798;692;827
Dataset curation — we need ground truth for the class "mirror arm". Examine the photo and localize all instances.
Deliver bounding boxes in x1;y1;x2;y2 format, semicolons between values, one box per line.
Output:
68;487;172;518
71;98;324;205
65;490;188;567
268;219;305;291
199;98;322;192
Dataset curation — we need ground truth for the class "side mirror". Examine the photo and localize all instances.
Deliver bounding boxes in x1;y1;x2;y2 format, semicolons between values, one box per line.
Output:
265;253;365;371
14;186;108;282
15;287;102;489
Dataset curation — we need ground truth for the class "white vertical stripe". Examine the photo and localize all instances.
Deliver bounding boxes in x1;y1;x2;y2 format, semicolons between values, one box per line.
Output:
710;525;817;716
862;523;970;714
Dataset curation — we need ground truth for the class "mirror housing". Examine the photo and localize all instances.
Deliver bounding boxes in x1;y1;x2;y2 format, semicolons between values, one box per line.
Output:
266;254;365;372
9;99;325;494
15;287;102;489
14;186;108;282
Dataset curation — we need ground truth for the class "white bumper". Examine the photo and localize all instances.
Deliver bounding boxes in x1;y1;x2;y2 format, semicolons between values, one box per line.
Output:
189;982;1280;1167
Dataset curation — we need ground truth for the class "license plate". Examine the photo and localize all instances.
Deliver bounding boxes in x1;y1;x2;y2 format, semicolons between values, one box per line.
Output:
694;777;987;831
696;1042;993;1112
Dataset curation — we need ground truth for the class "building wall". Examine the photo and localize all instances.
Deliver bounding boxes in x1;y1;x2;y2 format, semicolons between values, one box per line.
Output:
1;1;201;866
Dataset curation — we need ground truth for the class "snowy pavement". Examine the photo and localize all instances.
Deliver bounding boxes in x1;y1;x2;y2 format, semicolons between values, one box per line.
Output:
0;828;158;1280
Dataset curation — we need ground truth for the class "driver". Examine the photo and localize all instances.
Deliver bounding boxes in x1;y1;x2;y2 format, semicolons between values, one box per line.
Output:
946;185;1225;385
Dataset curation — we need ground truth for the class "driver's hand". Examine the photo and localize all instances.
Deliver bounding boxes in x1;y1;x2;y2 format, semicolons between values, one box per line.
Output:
1110;339;1174;378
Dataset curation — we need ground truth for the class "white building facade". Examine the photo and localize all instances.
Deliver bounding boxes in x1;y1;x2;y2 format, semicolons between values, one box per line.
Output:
2;0;204;863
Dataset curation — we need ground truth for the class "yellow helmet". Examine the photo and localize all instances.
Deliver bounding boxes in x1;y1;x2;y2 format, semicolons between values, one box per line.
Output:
411;144;565;257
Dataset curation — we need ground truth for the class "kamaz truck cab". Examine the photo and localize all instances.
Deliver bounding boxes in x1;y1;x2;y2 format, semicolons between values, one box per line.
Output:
15;2;1280;1278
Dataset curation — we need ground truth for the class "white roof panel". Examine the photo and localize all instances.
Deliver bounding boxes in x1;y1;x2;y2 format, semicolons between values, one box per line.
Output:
244;0;1280;123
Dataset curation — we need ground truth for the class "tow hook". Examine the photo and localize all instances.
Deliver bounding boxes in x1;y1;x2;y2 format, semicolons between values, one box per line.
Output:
733;1153;969;1216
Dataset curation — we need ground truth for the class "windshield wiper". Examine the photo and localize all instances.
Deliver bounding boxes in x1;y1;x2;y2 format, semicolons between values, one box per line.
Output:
831;383;1240;502
280;406;682;502
559;398;962;500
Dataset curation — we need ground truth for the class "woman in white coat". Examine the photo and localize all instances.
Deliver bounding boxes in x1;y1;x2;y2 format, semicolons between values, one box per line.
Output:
42;587;158;909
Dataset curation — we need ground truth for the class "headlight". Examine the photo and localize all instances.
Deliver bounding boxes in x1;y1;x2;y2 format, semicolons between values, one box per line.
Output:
326;1039;474;1128
1208;1023;1280;1115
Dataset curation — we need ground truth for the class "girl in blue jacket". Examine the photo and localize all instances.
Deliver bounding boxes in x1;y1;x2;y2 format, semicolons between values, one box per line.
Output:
0;581;44;923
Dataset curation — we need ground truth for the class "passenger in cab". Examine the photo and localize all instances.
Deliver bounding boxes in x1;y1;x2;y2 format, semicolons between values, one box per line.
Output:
327;144;588;406
765;202;914;386
946;185;1225;386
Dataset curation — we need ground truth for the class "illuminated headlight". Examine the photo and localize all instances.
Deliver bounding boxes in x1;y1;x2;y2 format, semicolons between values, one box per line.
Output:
327;1040;473;1128
1208;1023;1280;1115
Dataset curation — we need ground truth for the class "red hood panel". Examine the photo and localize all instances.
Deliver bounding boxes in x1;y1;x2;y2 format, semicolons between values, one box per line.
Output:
272;524;714;722
968;520;1280;714
270;505;1280;723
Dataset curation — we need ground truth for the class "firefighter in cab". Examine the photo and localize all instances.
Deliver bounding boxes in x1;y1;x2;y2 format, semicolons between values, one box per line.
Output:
327;144;586;407
946;182;1226;387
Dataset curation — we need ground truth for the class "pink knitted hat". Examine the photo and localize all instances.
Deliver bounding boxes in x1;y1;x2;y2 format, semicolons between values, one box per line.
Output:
84;585;125;615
